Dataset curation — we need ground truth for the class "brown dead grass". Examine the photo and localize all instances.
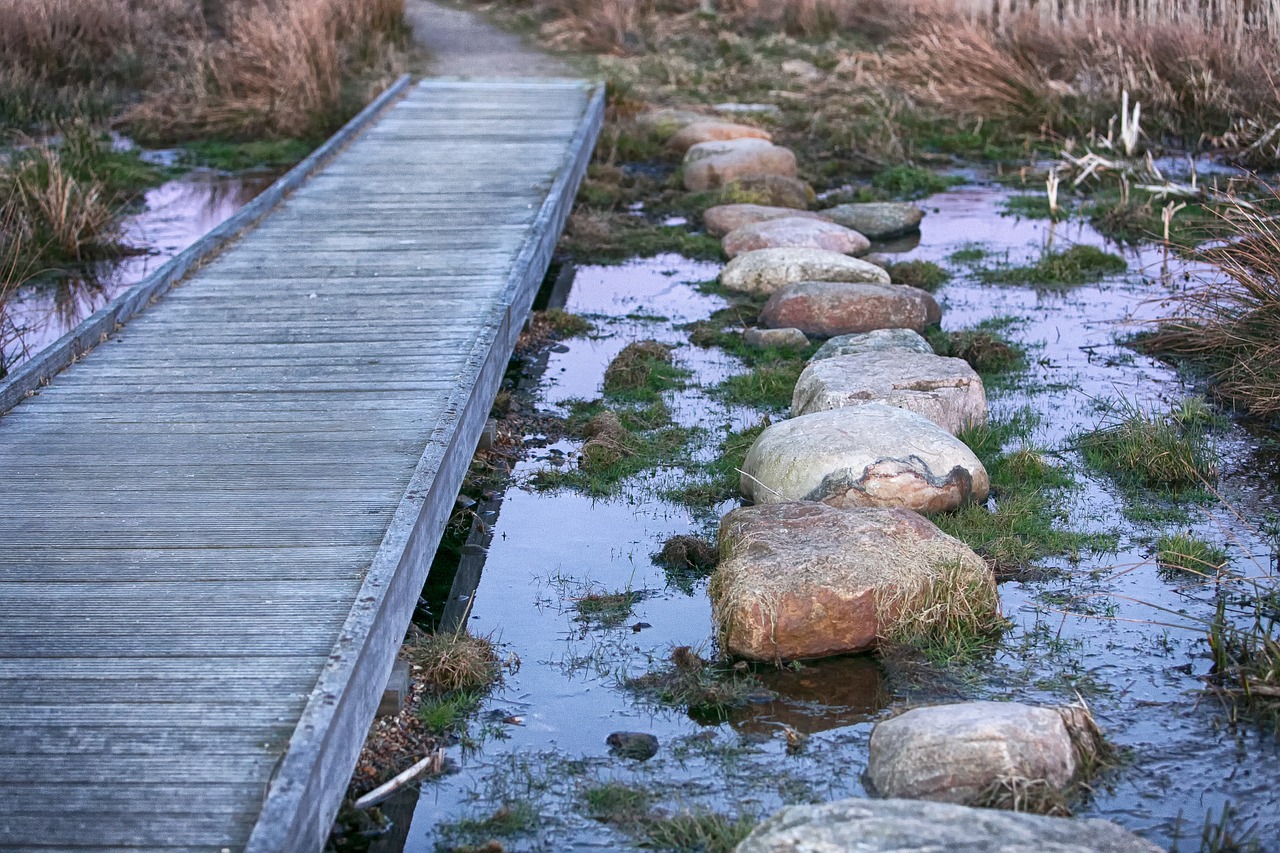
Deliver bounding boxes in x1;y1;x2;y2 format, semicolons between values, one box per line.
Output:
487;0;1280;166
0;0;407;140
1147;186;1280;417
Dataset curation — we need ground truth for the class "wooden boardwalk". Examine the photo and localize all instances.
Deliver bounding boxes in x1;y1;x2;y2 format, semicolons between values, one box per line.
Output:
0;78;602;852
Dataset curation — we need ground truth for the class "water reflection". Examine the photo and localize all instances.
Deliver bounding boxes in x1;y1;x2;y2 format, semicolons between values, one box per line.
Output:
730;655;889;736
2;168;277;372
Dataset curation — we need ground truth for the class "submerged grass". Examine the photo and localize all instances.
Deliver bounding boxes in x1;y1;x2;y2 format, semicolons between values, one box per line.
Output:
979;245;1128;287
670;423;767;509
624;646;763;723
575;586;640;627
885;259;950;291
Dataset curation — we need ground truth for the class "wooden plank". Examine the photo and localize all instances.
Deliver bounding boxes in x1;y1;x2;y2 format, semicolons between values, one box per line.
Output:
0;78;603;853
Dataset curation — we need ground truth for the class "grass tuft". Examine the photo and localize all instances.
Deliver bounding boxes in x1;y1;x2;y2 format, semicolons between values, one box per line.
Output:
715;361;804;411
638;809;757;853
1075;398;1219;494
603;340;688;401
979;245;1127;287
1156;532;1228;579
409;630;503;693
885;259;950;291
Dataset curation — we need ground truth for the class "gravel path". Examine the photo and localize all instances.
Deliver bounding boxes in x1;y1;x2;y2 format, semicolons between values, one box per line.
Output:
407;0;570;77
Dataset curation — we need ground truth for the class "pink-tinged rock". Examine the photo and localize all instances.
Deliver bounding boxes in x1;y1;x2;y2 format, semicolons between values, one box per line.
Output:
723;216;870;258
683;139;797;192
760;280;940;337
668;121;771;154
704;204;828;238
711;502;993;660
792;350;988;434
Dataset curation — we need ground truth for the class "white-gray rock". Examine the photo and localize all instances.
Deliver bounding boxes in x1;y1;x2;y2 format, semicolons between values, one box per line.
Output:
723;216;870;258
867;702;1081;805
820;201;926;239
744;327;809;350
792;351;987;434
812;329;935;360
740;404;989;514
719;248;889;295
736;797;1163;853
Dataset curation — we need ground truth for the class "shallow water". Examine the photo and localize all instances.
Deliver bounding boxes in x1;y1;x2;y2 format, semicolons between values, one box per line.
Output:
391;182;1279;852
2;168;277;371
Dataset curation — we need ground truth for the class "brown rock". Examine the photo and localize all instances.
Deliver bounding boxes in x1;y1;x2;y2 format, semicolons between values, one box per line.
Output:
668;121;771;154
711;503;993;660
723;217;870;258
703;204;827;238
683;139;798;192
760;280;940;337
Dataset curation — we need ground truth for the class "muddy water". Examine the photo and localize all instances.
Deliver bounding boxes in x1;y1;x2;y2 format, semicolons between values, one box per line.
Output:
2;169;277;371
399;183;1280;851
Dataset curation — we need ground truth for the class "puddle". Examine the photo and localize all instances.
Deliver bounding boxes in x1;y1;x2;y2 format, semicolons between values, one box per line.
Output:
1;168;278;371
379;181;1280;851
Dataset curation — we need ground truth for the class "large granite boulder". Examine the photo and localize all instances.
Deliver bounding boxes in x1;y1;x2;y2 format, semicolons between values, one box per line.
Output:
820;201;926;239
812;328;935;360
668;121;771;154
792;351;987;434
867;702;1097;805
723;216;870;258
711;503;993;660
735;797;1163;853
740;404;989;513
719;248;889;296
760;280;940;337
683;138;797;192
704;203;827;238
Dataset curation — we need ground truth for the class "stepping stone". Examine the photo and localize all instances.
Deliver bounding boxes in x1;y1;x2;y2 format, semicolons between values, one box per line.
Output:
668;121;771;154
820;202;925;240
719;248;889;295
720;174;814;209
812;328;935;360
792;351;987;434
723;216;870;258
740;404;989;513
760;280;939;336
636;107;710;133
744;327;809;350
683;138;797;192
737;798;1162;853
867;702;1098;805
713;102;783;118
704;203;827;238
711;502;993;660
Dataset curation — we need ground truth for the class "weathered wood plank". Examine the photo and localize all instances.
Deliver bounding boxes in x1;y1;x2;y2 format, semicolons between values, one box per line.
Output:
0;78;602;852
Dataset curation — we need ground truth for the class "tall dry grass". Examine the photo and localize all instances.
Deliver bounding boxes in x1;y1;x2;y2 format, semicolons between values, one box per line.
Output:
0;0;407;139
128;0;407;142
507;0;1280;164
1147;187;1280;418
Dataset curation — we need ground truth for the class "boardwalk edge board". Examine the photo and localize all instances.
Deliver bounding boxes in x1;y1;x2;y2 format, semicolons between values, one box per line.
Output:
0;75;414;416
242;81;605;853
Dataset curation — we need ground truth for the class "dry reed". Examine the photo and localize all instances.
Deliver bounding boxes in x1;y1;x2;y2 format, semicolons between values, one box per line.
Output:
1147;186;1280;416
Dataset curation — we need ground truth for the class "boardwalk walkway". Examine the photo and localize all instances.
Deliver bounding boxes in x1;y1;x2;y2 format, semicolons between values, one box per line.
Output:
0;78;602;851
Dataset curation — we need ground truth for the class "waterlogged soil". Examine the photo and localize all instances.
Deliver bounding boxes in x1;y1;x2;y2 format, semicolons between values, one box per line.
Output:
396;180;1280;852
2;167;278;370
